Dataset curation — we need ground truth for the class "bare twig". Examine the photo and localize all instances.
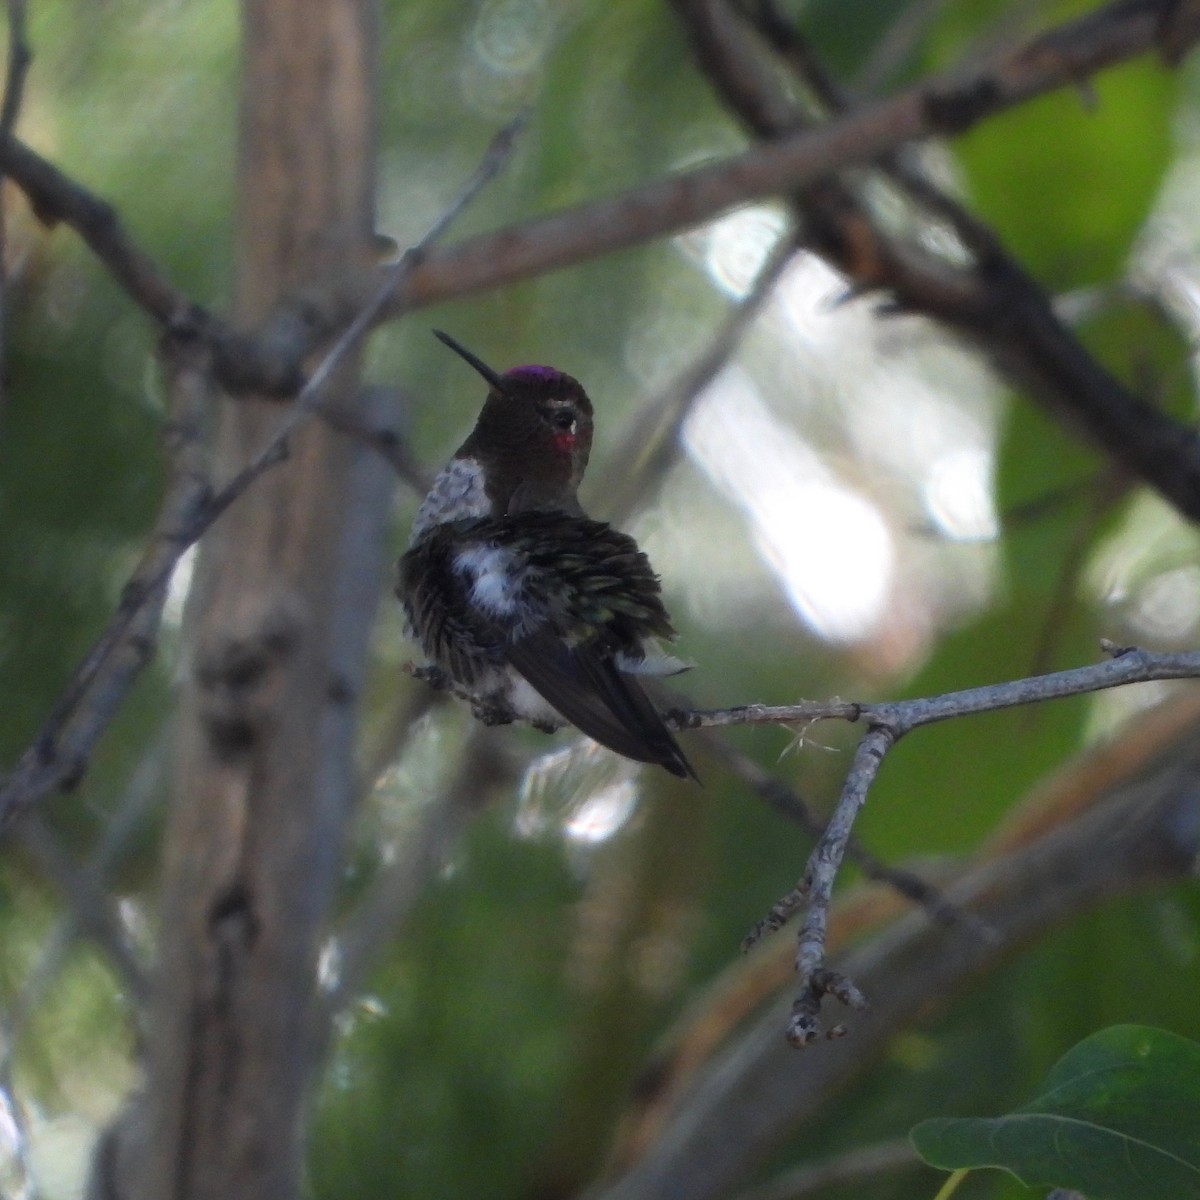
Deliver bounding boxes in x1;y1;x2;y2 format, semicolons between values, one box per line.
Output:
0;120;525;830
598;234;799;526
15;814;148;1001
0;340;214;829
1;0;30;133
673;645;1200;735
0;0;30;418
785;728;890;1045
319;729;515;1025
8;744;161;1050
669;0;1200;527
672;643;1200;1040
703;733;980;935
589;741;1200;1200
730;1137;924;1200
0;129;220;340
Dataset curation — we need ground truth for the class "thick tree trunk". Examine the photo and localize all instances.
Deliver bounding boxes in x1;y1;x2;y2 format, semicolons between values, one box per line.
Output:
124;3;380;1197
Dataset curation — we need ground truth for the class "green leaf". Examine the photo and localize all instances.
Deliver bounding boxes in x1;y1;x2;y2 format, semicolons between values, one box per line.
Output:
911;1025;1200;1199
952;58;1176;287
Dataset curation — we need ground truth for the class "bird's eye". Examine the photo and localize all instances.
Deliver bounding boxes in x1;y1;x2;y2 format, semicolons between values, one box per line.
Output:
549;408;576;433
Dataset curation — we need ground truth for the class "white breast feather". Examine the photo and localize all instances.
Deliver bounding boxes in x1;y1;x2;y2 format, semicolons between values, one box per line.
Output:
409;457;488;544
454;543;525;617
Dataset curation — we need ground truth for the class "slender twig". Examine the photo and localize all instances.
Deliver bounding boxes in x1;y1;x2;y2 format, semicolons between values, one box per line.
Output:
0;0;30;420
318;729;514;1027
703;733;979;935
16;815;148;1001
853;0;954;95
0;129;218;339
675;643;1200;1041
8;745;161;1051
0;341;214;829
598;234;799;526
783;729;889;1045
673;645;1200;735
0;0;30;132
0;120;523;831
730;1137;923;1200
593;750;1200;1200
671;0;1200;528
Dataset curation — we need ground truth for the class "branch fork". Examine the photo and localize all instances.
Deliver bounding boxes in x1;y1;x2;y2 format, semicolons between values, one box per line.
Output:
717;645;1200;1044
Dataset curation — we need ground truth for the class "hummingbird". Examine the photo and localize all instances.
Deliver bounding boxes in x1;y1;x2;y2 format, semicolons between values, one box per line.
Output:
398;330;696;780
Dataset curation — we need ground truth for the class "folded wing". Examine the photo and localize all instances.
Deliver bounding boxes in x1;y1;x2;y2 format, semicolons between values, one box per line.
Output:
507;629;697;781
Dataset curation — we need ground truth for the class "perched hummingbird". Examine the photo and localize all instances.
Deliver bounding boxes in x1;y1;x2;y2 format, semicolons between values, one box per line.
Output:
398;330;696;780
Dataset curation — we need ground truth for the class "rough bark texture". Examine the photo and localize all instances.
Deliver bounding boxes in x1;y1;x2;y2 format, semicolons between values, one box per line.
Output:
127;3;380;1198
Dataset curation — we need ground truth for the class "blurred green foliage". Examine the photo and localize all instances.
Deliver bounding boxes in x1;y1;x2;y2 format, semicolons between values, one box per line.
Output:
3;2;1200;1199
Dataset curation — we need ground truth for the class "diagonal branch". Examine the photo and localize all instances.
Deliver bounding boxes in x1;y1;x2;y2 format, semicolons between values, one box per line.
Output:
0;119;523;832
671;0;1200;524
3;1;1198;531
389;0;1196;309
0;339;215;829
596;233;800;526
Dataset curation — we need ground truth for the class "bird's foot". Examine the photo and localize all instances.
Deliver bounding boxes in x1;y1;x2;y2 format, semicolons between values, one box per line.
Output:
471;697;518;727
405;662;453;691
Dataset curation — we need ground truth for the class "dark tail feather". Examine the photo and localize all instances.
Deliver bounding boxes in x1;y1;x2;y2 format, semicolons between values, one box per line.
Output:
507;634;698;781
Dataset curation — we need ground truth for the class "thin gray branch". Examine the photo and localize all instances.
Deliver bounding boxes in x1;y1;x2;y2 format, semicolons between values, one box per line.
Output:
676;643;1200;1040
673;645;1200;736
0;342;215;830
706;732;978;933
16;814;148;1003
0;117;523;832
9;745;161;1040
588;743;1200;1200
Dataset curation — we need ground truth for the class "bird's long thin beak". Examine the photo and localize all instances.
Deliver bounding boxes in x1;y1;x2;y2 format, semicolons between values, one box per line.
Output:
433;330;507;392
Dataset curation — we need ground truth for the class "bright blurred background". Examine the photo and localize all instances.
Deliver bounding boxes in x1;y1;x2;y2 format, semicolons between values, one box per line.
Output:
3;2;1200;1198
